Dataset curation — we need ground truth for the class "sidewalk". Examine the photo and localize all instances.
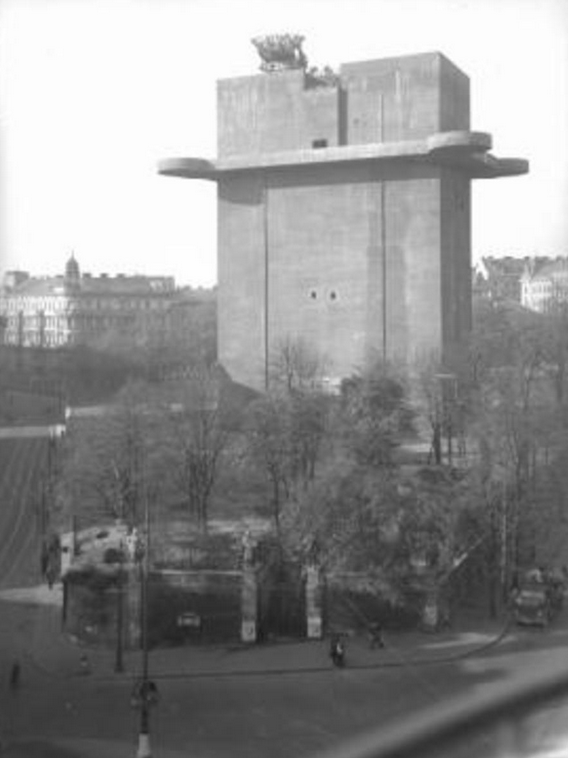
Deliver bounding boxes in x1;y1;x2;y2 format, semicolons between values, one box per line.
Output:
138;625;509;680
0;583;510;682
1;738;188;758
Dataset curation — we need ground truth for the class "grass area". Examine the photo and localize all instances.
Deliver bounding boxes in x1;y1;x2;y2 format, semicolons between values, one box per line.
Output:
0;437;50;587
209;449;271;520
0;389;63;426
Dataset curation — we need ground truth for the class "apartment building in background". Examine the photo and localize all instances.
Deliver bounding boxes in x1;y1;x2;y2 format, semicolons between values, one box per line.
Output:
0;254;177;349
521;257;568;312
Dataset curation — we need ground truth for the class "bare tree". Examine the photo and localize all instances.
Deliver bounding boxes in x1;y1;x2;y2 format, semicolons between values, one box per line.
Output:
245;393;294;536
162;366;227;533
54;379;156;529
269;335;326;393
339;358;412;468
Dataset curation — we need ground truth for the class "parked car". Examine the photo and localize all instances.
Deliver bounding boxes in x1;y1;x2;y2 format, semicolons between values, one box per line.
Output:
514;586;552;627
514;566;565;627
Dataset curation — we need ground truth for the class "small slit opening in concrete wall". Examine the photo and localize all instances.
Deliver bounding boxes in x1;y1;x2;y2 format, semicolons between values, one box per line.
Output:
309;289;318;300
312;139;328;149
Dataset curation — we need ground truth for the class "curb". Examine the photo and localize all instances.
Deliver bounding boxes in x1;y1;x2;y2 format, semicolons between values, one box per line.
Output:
17;602;512;683
72;621;512;682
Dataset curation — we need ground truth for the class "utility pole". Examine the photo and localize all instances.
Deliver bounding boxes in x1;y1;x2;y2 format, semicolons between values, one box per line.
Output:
114;540;125;674
136;491;155;758
72;514;78;556
501;481;509;603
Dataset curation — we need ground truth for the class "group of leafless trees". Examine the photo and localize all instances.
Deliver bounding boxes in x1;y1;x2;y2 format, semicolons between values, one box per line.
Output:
51;296;568;613
462;298;568;612
53;367;228;538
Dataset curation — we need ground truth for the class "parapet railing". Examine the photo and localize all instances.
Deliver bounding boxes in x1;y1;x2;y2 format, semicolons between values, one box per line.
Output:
314;660;568;758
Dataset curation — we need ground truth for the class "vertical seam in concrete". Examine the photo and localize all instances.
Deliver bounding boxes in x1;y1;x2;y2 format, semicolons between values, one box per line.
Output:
381;181;387;360
379;94;387;360
440;168;446;363
263;175;269;391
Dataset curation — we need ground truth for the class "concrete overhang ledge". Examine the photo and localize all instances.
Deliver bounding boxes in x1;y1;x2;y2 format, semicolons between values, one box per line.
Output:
159;157;216;180
158;131;528;180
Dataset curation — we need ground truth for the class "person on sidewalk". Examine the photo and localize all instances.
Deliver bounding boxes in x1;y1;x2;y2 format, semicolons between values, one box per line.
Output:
368;621;385;649
329;634;346;667
46;566;55;589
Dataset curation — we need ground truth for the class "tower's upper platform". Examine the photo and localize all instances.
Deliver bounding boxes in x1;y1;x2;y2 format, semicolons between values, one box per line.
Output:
159;50;528;181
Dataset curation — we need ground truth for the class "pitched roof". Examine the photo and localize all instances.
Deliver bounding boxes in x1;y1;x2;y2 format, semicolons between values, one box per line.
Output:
2;274;175;298
525;258;568;282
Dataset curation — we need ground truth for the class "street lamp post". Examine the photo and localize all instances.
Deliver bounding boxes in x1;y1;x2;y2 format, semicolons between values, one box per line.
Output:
114;541;125;674
136;492;154;758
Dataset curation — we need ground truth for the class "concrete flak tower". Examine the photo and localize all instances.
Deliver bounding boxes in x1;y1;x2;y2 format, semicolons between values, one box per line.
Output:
159;35;528;391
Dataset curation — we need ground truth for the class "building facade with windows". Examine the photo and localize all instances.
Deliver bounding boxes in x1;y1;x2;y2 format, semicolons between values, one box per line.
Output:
521;258;568;312
473;256;531;303
0;255;177;349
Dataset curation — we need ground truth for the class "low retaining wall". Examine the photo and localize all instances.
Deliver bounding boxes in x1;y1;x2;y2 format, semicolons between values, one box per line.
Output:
63;568;245;649
63;563;437;648
148;570;243;646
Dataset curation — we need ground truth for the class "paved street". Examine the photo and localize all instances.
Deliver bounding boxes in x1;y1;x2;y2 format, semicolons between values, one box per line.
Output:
0;436;48;593
2;584;568;758
1;435;568;756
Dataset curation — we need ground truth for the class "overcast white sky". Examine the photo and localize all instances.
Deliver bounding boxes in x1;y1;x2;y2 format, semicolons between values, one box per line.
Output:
0;0;567;287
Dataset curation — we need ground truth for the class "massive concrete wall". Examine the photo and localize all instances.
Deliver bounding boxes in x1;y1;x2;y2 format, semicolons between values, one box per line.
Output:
341;52;469;143
215;52;474;389
384;167;442;365
266;165;373;381
217;160;469;389
217;70;340;157
217;174;267;388
440;168;472;365
217;52;469;157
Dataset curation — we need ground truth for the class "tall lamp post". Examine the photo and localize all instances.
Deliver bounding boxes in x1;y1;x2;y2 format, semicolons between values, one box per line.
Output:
134;492;157;758
114;540;125;674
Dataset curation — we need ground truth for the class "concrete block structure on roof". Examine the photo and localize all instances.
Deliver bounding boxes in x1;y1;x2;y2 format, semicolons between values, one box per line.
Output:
159;41;528;391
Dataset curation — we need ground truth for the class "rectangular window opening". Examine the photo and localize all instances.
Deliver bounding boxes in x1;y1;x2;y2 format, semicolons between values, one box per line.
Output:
312;139;328;149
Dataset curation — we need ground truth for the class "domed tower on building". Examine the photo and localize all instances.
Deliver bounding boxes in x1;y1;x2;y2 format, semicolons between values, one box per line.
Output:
64;252;81;290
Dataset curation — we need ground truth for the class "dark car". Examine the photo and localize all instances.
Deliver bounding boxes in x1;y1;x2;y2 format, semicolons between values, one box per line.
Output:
514;586;552;627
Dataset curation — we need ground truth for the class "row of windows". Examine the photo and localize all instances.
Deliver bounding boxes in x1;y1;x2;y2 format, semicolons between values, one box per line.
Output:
4;315;166;340
522;282;552;294
5;312;166;327
2;299;68;314
6;331;69;347
0;296;168;313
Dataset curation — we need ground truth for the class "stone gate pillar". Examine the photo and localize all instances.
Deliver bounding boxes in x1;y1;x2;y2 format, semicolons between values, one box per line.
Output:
305;563;323;639
126;565;141;648
240;530;257;643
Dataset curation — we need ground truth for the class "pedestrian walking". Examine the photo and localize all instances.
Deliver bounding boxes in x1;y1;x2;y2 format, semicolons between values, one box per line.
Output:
329;634;346;667
9;661;20;691
46;566;55;589
368;621;385;649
